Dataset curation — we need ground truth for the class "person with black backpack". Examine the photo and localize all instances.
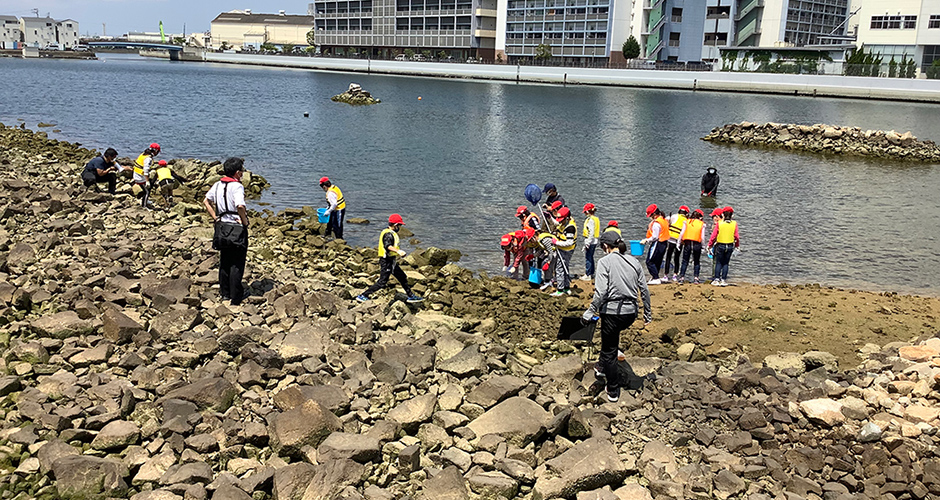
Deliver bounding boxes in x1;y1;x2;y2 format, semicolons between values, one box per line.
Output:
582;231;652;402
204;158;250;305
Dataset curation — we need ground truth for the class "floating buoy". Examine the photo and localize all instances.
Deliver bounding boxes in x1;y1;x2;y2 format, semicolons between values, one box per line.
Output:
417;96;422;100
303;112;309;117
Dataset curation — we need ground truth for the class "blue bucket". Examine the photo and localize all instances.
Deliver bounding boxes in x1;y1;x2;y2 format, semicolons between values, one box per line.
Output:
528;267;542;285
317;208;329;223
629;240;644;256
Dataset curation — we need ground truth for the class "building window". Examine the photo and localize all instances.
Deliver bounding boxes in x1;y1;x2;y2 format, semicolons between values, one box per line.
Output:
870;15;916;30
923;45;940;65
669;31;680;46
671;8;682;22
930;15;940;28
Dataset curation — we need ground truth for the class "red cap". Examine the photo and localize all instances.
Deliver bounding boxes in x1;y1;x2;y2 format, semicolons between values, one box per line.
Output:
149;143;160;151
556;207;571;220
388;214;405;225
693;209;704;216
723;206;734;214
319;176;330;184
583;203;595;213
710;208;723;217
516;206;528;217
607;220;618;227
524;228;535;238
679;205;690;213
645;204;658;217
514;230;524;239
157;160;167;166
550;200;563;211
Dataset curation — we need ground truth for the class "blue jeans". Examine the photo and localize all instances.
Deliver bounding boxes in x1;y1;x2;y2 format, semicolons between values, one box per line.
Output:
679;241;702;279
714;243;734;281
585;243;597;277
646;241;667;279
327;208;345;239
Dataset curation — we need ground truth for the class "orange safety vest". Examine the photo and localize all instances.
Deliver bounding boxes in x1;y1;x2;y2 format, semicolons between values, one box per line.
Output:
523;213;540;230
647;217;669;242
684;219;704;242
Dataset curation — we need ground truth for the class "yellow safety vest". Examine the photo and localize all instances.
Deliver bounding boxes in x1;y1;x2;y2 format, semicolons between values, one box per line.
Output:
328;185;346;210
583;215;600;238
156;166;173;182
555;219;577;251
604;226;622;236
669;214;687;239
377;227;399;258
716;220;737;244
134;153;151;176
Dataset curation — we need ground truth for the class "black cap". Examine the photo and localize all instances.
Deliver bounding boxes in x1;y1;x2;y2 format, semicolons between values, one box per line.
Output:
599;231;622;247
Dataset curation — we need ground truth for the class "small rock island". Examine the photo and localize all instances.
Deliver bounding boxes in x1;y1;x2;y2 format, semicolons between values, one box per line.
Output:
331;83;381;105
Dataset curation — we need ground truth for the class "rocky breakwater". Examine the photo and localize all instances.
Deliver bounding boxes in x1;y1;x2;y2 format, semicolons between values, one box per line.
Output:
2;126;940;500
703;122;940;162
332;83;381;106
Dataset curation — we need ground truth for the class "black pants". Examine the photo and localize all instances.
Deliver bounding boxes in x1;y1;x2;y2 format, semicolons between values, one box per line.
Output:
363;257;411;297
680;241;702;278
327;208;345;239
157;179;175;203
598;313;637;391
137;182;151;207
663;242;680;275
645;241;667;279
219;246;248;303
83;172;117;194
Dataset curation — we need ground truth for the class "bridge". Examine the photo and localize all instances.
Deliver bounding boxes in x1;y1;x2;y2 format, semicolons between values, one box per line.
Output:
88;42;186;60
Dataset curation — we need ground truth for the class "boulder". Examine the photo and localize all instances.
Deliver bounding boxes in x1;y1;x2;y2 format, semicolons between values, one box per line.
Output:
159;462;213;485
468;471;519;499
31;311;93;338
273;384;350;413
466;375;527;408
420;466;469;500
467;396;551;447
438;345;486;377
91;420;141;450
535;355;583;380
387;393;437;432
799;398;845;427
161;377;237;412
533;438;630;500
51;455;128;500
270;400;342;457
102;308;143;344
371;344;436;374
149;309;200;341
318;432;382;463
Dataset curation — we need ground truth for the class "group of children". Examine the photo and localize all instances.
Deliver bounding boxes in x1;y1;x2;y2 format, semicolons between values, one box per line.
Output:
500;184;742;293
82;142;188;208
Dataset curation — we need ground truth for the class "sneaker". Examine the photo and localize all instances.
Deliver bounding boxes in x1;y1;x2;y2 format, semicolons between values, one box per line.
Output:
648;278;662;285
549;290;565;297
693;277;700;284
617;350;626;361
593;362;606;378
711;279;721;286
606;386;620;403
719;280;728;287
580;274;592;281
677;276;685;284
564;288;572;295
539;282;552;291
355;295;370;303
406;295;425;303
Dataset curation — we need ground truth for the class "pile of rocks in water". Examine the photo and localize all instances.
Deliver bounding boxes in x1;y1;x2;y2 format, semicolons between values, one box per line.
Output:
1;126;940;500
332;83;381;106
702;122;940;162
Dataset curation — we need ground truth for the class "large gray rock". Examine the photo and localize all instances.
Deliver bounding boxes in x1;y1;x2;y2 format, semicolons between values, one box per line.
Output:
6;242;37;268
161;377;237;412
159;461;213;485
102;308;143;344
533;438;630;500
468;471;519;499
466;375;527;408
149;309;200;341
31;311;94;339
420;466;469;500
284;459;365;500
37;440;79;474
799;398;845;427
273;463;316;500
318;432;382;463
438;345;485;377
51;455;128;500
467;396;551;447
141;277;192;303
273;384;350;414
270;400;342;458
534;355;583;380
132;451;177;485
387;393;437;432
372;344;436;374
131;491;183;500
91;420;141;450
273;323;331;362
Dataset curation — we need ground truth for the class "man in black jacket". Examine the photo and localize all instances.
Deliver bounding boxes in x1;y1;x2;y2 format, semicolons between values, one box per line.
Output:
81;148;121;194
701;167;720;197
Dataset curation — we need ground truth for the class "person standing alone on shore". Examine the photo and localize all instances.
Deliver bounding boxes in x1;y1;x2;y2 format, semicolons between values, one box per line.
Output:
582;231;652;402
81;147;121;194
357;214;424;303
204;158;250;305
319;177;346;239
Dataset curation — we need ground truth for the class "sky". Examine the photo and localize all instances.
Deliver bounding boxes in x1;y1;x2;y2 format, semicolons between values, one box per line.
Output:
0;0;309;36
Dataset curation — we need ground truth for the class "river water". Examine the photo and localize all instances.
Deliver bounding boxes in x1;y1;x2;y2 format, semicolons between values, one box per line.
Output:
1;54;939;294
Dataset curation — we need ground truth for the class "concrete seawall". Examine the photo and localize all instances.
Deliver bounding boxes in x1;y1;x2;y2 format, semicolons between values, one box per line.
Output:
201;52;940;103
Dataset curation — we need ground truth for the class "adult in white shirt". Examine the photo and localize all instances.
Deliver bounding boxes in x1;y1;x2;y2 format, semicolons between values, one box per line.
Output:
204;158;250;305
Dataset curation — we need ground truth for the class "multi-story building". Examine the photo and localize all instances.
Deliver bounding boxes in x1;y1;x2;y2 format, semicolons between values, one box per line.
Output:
733;0;849;47
57;19;79;48
210;11;316;50
1;15;22;49
20;17;59;48
309;0;498;59
855;0;940;72
634;0;734;62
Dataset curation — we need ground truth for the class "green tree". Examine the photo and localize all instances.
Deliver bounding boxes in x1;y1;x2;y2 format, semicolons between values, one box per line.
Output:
888;57;897;77
305;46;317;55
721;50;738;71
438;50;447;59
535;43;552;60
307;28;316;46
926;59;940;79
404;48;415;59
171;36;185;46
622;35;640;59
422;50;432;59
260;42;276;54
281;43;295;54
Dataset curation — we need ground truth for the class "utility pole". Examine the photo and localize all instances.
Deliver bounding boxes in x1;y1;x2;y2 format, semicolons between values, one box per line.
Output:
30;8;39;17
102;23;106;37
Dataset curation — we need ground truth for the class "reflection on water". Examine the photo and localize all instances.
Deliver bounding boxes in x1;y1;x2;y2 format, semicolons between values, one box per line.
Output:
1;54;939;294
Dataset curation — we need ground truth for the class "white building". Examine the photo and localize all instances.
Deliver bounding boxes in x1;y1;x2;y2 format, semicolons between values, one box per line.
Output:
58;19;79;48
1;15;21;49
855;0;940;72
18;16;80;48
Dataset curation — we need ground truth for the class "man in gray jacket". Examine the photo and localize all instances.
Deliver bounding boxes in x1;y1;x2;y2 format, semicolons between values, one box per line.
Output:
583;231;652;402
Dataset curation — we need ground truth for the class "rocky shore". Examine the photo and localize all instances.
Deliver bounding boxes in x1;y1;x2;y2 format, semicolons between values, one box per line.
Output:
702;122;940;162
1;125;940;500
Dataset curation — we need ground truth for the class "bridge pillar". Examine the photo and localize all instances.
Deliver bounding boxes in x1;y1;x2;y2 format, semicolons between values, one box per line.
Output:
169;50;180;61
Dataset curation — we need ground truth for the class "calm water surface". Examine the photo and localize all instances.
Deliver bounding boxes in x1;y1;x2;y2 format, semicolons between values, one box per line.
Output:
1;54;939;294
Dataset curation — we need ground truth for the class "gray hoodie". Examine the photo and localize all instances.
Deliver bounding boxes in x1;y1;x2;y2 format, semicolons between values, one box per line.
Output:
586;250;652;322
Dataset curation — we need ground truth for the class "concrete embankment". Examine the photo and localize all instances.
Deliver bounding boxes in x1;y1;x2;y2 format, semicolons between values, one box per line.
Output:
199;52;940;103
3;126;940;499
704;121;940;161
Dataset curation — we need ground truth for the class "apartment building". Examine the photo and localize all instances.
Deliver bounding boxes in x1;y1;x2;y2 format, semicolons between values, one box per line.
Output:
634;0;734;62
19;17;79;48
0;15;21;49
734;0;849;47
57;19;79;48
855;0;940;71
309;0;498;59
210;11;316;49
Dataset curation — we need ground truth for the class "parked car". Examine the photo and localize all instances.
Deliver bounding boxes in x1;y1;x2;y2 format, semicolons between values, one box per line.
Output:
43;43;61;51
412;54;427;61
394;53;407;61
72;45;90;52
